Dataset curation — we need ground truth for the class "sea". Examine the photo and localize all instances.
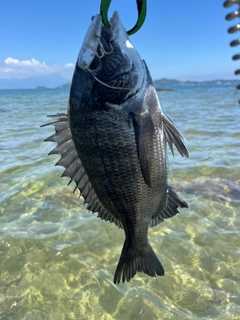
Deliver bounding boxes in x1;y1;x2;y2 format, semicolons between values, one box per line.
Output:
0;81;239;320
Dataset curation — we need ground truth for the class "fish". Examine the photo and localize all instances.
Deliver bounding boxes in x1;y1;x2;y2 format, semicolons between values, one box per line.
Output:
42;11;189;284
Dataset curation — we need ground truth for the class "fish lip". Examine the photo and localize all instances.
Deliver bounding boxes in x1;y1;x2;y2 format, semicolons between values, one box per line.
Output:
109;11;119;28
107;11;127;42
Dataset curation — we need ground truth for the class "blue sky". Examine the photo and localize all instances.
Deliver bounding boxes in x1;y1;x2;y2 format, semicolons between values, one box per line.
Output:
0;0;238;81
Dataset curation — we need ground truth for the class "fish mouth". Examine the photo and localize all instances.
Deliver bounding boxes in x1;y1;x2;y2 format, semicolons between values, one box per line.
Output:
109;11;119;27
108;11;128;42
77;11;127;70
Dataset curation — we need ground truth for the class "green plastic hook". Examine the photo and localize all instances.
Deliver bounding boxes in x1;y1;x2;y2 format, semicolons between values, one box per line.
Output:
100;0;147;35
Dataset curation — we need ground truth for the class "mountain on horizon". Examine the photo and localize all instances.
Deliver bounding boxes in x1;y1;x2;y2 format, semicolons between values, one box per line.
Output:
154;78;238;86
57;78;239;90
0;73;70;89
0;75;238;90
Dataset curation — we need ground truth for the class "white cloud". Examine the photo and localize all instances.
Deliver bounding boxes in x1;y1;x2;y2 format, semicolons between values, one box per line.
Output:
0;57;74;79
4;57;47;70
5;57;21;65
65;63;75;68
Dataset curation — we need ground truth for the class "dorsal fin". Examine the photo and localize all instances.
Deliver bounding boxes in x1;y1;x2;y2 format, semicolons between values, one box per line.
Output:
41;113;123;229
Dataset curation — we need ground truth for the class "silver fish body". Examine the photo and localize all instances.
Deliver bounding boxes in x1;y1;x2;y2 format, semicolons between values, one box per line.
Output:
43;11;189;284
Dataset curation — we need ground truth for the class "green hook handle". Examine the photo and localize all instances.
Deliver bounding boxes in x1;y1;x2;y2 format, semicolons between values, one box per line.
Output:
100;0;147;35
100;0;111;29
128;0;147;35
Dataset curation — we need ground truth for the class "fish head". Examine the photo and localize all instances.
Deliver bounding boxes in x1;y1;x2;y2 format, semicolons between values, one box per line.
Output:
78;11;145;102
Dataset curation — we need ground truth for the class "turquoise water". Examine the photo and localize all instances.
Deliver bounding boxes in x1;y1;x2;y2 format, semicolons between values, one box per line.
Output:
0;83;239;319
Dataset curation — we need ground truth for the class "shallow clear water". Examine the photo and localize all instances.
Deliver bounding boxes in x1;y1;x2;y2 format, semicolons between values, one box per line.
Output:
0;83;239;319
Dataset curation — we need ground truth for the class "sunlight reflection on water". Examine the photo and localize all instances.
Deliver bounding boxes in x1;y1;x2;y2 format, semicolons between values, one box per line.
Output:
0;86;239;319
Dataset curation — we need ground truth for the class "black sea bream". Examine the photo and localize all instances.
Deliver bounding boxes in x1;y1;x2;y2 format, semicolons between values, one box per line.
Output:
42;12;189;284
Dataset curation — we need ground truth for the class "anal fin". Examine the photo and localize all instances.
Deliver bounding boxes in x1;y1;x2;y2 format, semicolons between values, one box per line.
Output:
150;186;188;227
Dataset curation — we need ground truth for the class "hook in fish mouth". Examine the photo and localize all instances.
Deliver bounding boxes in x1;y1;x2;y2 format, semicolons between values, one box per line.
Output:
78;13;116;70
96;41;113;59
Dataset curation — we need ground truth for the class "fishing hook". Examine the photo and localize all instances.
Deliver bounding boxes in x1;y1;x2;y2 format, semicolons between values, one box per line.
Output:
97;41;113;58
88;69;131;91
100;0;147;35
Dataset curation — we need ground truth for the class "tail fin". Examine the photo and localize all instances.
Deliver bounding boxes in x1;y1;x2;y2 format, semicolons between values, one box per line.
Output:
113;243;164;284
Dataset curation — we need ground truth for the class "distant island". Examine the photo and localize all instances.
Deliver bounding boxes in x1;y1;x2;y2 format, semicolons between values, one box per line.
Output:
0;73;69;90
35;86;47;89
154;78;238;86
155;87;174;92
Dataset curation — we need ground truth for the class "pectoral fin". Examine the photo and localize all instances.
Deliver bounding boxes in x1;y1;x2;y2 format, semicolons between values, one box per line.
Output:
130;111;154;187
162;114;189;157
